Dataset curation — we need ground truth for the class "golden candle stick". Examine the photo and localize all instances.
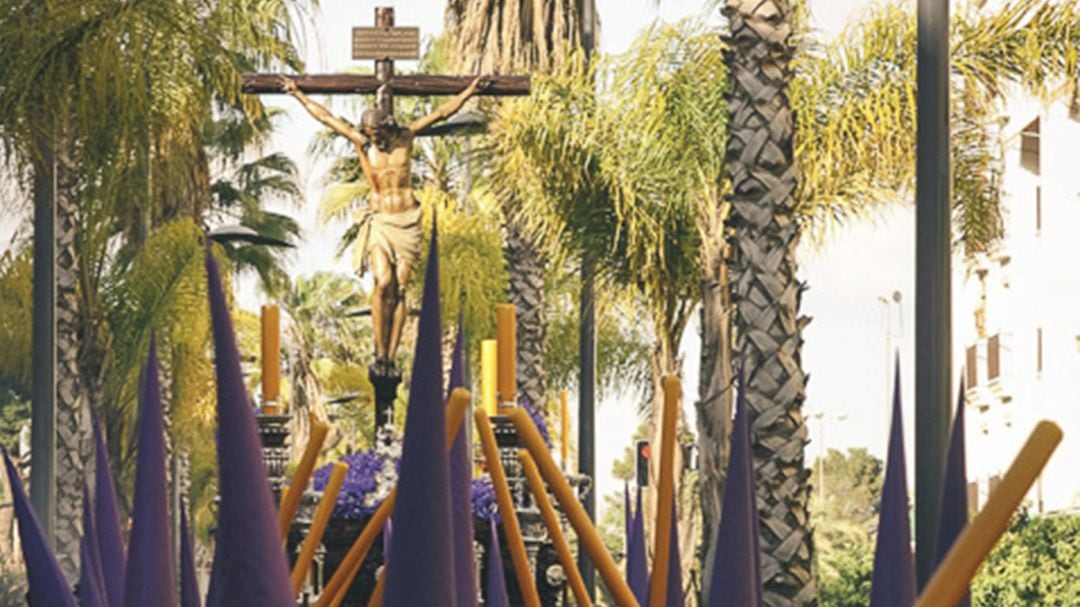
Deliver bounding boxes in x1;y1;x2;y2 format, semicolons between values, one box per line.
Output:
518;450;593;607
916;421;1062;607
481;339;498;416
366;573;385;607
292;462;348;595
316;389;471;607
279;413;330;541
260;304;281;412
560;389;570;468
475;410;541;607
506;407;640;607
495;304;517;407
648;376;680;607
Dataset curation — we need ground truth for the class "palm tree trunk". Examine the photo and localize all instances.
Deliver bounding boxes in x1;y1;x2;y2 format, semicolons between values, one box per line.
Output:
722;1;816;605
696;234;733;577
53;142;91;582
503;216;547;410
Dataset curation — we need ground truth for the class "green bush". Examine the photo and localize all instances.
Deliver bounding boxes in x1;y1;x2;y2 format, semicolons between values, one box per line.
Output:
819;544;873;607
972;511;1080;606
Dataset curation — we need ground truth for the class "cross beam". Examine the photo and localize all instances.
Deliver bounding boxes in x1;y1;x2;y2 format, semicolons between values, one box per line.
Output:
242;6;529;103
241;74;530;96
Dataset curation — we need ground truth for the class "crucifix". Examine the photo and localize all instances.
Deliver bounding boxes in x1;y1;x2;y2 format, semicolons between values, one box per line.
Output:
243;6;529;426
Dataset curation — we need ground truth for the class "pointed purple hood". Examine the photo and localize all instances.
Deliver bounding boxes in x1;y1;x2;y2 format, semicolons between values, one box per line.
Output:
79;483;108;607
382;222;457;607
92;413;126;606
3;448;78;607
448;317;478;607
707;366;762;606
869;359;916;607
124;336;176;607
626;486;648;604
180;506;201;607
935;383;970;607
484;521;510;607
204;250;294;606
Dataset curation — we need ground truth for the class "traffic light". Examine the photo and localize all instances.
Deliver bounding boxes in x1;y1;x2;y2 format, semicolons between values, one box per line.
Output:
635;440;650;487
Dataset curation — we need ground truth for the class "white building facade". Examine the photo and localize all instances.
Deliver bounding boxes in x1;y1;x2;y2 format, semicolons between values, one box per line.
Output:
955;95;1080;514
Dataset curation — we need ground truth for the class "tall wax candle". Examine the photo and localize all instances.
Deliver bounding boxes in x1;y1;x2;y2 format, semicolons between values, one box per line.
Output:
495;304;516;406
261;304;281;412
648;376;680;607
507;407;639;606
481;339;498;416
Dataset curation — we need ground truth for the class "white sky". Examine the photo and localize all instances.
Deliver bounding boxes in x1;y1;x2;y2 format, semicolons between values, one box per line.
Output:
0;0;898;509
249;0;883;510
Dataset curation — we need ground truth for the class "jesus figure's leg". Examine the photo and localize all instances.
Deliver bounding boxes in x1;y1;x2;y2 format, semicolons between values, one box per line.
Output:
387;260;414;363
370;248;395;365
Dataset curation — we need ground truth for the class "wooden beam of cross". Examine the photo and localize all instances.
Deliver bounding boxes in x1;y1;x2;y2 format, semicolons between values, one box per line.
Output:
241;7;530;107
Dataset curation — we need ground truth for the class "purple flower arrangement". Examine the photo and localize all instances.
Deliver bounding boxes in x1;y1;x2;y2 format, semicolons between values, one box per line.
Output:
313;449;397;519
470;478;499;521
310;444;512;522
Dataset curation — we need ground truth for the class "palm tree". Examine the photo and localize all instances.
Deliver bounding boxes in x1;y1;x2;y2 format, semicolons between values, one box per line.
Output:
0;0;306;574
718;1;814;603
706;1;1080;604
275;272;374;457
445;0;588;412
491;21;728;591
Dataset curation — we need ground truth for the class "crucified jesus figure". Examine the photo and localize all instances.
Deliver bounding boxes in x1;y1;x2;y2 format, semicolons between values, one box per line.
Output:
281;75;490;373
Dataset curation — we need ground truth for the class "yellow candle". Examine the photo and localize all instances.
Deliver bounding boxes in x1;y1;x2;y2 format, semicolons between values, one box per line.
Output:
292;462;347;595
560;390;570;468
648;376;680;607
317;389;472;607
507;407;639;606
916;421;1062;607
261;304;281;412
518;450;593;607
481;339;498;416
475;410;541;607
495;304;516;406
279;414;329;541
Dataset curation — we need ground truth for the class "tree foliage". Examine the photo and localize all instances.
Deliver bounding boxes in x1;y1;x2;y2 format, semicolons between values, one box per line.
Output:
972;512;1080;606
794;0;1080;256
810;448;884;578
818;544;874;607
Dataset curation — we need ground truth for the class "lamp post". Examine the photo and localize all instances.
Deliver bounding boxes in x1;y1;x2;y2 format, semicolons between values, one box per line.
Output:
577;0;598;599
915;0;952;587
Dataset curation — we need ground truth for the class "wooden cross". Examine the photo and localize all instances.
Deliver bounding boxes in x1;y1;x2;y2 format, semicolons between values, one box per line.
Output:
242;6;530;110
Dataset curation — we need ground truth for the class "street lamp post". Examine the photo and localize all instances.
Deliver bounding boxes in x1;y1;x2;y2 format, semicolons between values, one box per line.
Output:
577;0;598;599
916;0;952;588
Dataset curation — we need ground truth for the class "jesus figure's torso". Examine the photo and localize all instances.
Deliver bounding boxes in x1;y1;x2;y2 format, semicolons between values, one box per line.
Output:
356;131;416;214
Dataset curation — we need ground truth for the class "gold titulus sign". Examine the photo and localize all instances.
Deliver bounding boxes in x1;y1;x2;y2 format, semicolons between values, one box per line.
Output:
352;26;420;60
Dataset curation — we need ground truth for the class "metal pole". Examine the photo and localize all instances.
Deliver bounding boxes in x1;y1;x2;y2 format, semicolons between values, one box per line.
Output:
30;142;57;545
577;257;596;599
577;0;598;598
916;0;952;589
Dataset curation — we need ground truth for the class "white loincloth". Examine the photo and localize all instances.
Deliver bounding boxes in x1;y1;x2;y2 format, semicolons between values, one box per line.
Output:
352;204;423;276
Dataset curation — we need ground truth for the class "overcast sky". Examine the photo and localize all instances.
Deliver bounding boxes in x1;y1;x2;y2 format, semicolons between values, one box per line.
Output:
0;0;897;510
247;0;893;508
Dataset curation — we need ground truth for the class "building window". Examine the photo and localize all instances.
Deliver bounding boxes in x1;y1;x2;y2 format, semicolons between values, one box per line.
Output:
966;346;978;388
988;334;1001;380
1021;118;1040;175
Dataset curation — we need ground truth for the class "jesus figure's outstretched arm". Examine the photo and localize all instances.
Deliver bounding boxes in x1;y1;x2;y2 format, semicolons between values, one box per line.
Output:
406;76;491;134
279;77;378;191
